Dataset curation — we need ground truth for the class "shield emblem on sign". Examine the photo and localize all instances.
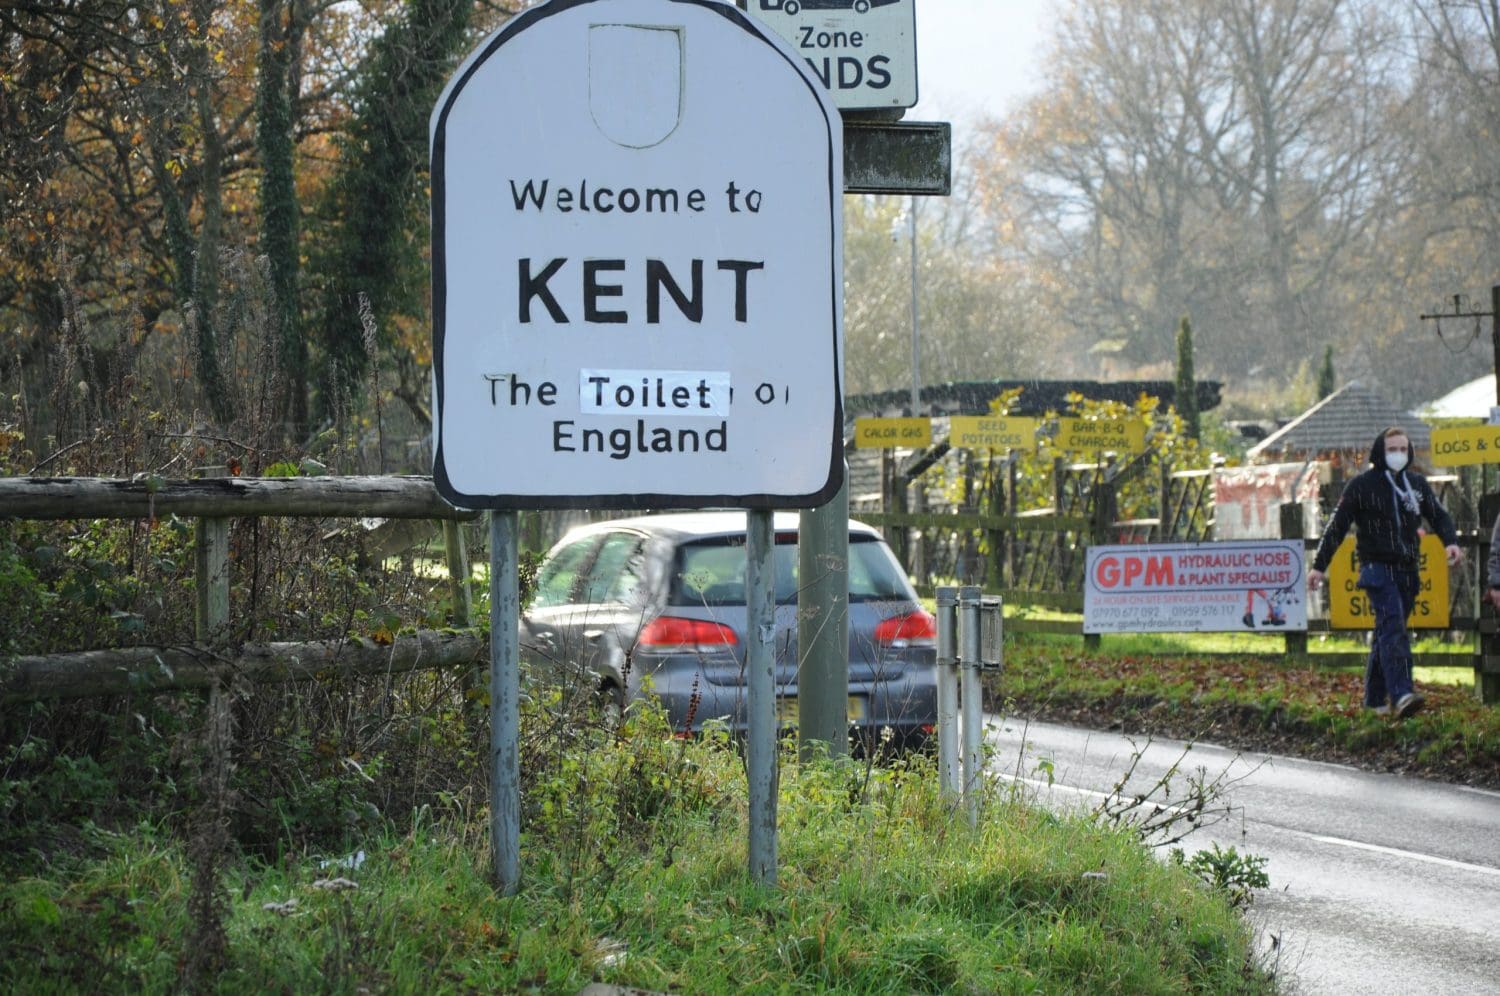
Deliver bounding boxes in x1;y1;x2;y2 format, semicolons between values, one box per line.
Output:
588;24;683;149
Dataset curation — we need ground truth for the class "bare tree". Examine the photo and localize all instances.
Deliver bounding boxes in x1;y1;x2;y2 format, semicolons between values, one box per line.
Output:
975;0;1418;399
842;142;1057;402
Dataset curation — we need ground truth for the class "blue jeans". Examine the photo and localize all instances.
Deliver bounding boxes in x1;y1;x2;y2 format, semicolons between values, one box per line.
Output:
1358;562;1419;708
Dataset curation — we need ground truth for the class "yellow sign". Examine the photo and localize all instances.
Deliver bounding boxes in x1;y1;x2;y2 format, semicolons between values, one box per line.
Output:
1327;534;1450;629
1057;418;1147;453
854;417;931;449
1430;425;1500;467
949;416;1039;451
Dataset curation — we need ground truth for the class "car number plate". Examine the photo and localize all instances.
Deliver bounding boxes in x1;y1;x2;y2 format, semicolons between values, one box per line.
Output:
775;696;867;726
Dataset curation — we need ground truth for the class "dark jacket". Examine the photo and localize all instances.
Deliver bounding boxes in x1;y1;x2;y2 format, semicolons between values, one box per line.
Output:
1310;432;1458;573
1489;512;1500;590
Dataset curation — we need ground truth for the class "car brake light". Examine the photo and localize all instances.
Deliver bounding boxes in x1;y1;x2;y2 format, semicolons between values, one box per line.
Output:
637;616;739;650
874;610;937;648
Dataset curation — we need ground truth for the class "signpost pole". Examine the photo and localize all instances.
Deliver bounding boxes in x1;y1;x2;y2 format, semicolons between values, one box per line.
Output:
935;586;960;804
799;464;850;760
489;511;520;895
908;197;921;417
746;508;778;885
959;585;983;828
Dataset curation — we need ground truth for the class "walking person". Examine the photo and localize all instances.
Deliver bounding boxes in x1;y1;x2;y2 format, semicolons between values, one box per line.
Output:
1487;509;1500;612
1307;428;1462;718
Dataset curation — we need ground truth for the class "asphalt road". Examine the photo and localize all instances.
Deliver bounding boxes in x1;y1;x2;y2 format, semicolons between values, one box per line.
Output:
985;715;1500;994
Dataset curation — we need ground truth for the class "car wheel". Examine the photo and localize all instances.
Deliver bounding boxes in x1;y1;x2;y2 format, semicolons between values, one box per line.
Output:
596;684;625;729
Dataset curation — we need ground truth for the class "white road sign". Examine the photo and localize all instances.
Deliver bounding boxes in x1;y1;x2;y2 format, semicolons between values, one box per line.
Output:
746;0;917;109
430;0;844;509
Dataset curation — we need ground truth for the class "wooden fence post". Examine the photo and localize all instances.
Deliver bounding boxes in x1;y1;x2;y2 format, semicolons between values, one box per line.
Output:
1083;475;1112;651
1478;492;1500;704
1006;456;1019;589
443;520;473;627
884;449;909;568
1480;615;1500;705
985;453;1006;589
195;516;230;646
1052;456;1066;590
1280;502;1308;656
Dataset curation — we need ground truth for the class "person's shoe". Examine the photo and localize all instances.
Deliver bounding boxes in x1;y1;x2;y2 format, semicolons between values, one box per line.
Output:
1369;704;1391;716
1242;612;1255;627
1395;692;1425;719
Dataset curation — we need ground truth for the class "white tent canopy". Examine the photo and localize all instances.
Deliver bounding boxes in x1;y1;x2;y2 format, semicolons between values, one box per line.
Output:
1421;374;1497;419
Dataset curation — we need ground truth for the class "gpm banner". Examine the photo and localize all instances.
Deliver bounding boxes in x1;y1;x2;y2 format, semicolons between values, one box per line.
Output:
1084;540;1307;634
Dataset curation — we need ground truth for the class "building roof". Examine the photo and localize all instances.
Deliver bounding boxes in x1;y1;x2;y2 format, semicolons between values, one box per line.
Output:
1246;381;1431;462
1420;374;1496;420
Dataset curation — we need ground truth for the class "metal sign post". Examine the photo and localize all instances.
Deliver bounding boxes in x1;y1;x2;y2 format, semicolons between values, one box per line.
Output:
797;464;850;760
959;586;982;828
746;509;778;883
934;586;959;803
489;511;521;894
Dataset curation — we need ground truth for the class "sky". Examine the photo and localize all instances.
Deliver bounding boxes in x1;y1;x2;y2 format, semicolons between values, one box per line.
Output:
907;0;1058;129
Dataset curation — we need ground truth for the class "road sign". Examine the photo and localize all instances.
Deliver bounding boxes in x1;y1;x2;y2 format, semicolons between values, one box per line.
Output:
854;417;931;448
1431;424;1500;467
431;0;843;509
1056;417;1147;453
949;416;1038;451
746;0;917;109
1327;535;1451;629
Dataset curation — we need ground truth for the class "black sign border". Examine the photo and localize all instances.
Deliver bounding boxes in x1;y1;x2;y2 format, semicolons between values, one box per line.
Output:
430;0;844;510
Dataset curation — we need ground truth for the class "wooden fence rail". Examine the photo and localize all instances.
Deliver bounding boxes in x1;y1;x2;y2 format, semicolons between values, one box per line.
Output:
2;630;485;704
2;475;480;702
0;475;478;520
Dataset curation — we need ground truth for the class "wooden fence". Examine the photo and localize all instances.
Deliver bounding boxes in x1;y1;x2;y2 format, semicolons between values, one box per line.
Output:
0;475;483;703
5;473;1498;704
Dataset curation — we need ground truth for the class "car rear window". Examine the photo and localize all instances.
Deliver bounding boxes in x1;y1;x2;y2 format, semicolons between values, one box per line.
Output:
670;535;911;605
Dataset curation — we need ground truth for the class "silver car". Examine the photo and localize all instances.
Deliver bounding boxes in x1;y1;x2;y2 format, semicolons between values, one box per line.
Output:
521;511;938;751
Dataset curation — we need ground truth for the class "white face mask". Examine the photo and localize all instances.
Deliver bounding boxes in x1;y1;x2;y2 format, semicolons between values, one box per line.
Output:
1385;450;1408;472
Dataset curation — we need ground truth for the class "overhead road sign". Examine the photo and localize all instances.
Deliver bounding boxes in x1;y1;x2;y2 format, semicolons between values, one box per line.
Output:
430;0;844;510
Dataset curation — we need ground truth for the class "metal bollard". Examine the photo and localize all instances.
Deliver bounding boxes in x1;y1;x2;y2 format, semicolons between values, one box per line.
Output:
935;586;960;804
959;586;983;827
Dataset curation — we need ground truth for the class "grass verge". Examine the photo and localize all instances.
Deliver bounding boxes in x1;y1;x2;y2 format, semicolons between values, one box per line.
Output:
2;711;1272;994
993;634;1500;788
